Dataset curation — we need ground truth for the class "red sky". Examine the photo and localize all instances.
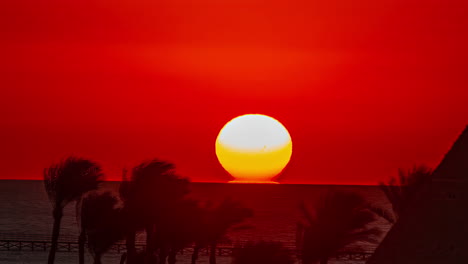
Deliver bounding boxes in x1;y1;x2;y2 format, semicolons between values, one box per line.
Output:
1;0;467;184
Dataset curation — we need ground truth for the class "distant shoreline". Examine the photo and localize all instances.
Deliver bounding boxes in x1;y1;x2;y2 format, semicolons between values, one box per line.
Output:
0;179;379;187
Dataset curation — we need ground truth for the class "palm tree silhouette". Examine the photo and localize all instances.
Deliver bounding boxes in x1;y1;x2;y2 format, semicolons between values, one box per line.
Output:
155;199;204;264
379;165;432;219
231;241;295;264
43;156;104;264
298;191;386;264
119;159;190;264
79;192;126;264
192;198;253;264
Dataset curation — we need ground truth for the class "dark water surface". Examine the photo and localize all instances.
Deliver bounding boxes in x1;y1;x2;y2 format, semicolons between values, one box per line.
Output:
0;180;391;263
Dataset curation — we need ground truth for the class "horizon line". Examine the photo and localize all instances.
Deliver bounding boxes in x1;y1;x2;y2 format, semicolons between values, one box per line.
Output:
0;178;380;186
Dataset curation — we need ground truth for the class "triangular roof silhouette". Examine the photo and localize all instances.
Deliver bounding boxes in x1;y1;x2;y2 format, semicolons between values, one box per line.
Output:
432;125;468;180
367;125;468;264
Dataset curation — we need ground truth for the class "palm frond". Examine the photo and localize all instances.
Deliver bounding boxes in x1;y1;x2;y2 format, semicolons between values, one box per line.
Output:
299;191;386;263
343;226;383;245
43;156;104;209
366;204;396;224
379;164;432;218
80;192;125;257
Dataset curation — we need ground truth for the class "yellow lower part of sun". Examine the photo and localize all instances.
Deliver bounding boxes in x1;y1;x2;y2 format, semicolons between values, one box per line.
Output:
215;141;292;183
228;180;280;184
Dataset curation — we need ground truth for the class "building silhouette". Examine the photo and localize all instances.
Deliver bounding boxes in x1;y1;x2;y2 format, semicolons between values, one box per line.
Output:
368;125;468;263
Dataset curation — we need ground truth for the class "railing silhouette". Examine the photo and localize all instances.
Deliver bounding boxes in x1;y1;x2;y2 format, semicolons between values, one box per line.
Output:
0;240;133;253
0;233;375;260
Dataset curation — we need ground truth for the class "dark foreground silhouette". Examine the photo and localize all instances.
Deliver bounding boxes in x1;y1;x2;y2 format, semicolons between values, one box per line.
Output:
44;157;104;264
36;125;468;264
297;191;391;264
44;158;257;264
42;157;392;264
368;125;468;264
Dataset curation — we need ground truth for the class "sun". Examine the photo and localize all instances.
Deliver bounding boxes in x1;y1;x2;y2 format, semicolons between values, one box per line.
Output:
215;114;292;183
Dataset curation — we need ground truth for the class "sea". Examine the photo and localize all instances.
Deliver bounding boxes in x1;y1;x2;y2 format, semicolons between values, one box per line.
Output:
0;180;392;264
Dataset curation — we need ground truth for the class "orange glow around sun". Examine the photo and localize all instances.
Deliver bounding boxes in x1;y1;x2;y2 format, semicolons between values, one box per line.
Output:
215;114;292;183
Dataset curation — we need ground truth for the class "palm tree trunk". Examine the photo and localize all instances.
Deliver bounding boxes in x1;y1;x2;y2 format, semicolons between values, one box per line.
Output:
146;225;158;264
48;207;63;264
120;253;127;264
78;230;86;264
209;242;217;264
168;249;177;264
146;225;153;262
159;248;168;264
93;253;102;264
125;231;136;264
191;246;199;264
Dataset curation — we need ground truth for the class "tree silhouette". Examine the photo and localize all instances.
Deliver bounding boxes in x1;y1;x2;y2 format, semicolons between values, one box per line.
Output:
119;159;190;264
232;241;295;264
43;157;103;264
76;198;86;264
298;191;385;264
79;192;126;264
191;198;253;264
156;199;204;264
379;165;432;219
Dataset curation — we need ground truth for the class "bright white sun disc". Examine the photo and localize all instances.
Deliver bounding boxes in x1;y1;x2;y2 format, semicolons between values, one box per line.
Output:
215;114;292;183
